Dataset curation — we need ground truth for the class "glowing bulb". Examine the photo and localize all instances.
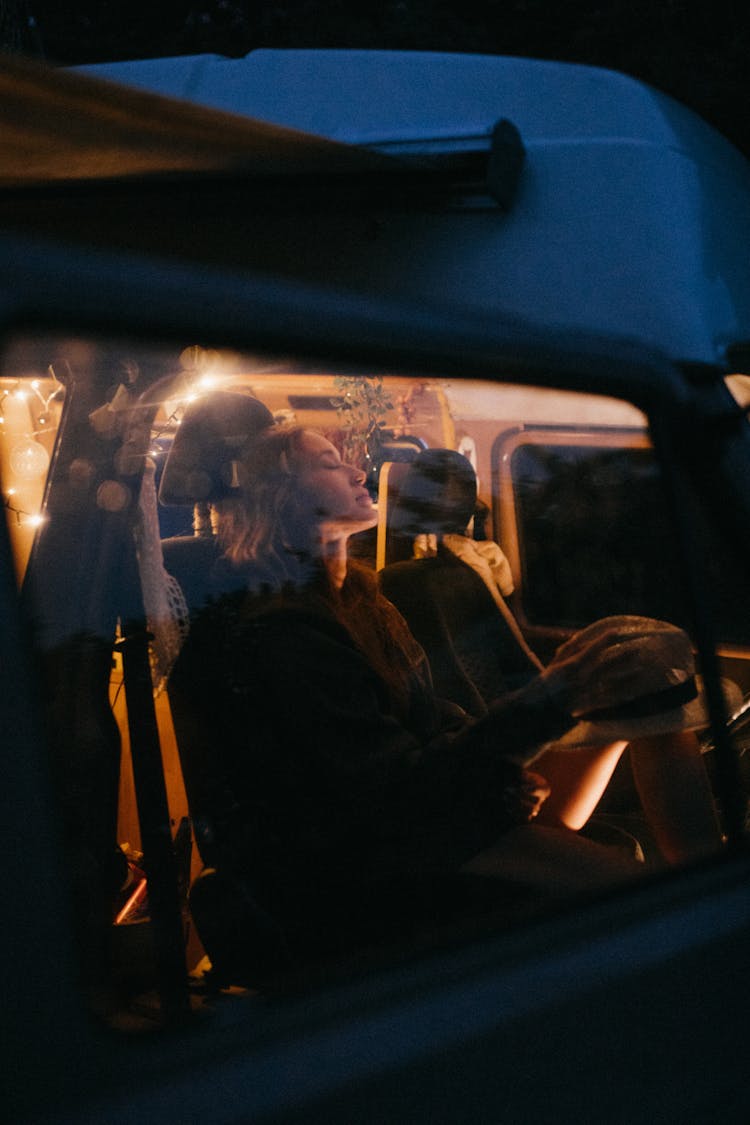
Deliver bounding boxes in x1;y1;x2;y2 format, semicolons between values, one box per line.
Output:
10;439;50;479
14;388;29;401
198;374;218;390
25;513;45;528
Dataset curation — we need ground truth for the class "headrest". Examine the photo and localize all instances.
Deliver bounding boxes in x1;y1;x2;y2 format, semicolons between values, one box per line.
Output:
388;449;477;538
159;390;273;505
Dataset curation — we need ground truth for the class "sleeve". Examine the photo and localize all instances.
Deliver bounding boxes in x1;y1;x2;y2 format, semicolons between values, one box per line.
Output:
232;607;574;870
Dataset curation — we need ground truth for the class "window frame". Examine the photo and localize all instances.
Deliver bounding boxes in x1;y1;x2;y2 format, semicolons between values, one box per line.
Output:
3;230;750;1123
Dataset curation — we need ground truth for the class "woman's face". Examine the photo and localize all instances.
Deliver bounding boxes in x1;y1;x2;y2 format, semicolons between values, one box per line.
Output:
294;431;376;524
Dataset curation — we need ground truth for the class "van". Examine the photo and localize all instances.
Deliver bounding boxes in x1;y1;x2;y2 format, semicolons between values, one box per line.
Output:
3;49;750;1123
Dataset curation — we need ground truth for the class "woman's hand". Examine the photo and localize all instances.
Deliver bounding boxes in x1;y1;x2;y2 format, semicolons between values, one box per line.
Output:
538;617;689;719
507;769;551;822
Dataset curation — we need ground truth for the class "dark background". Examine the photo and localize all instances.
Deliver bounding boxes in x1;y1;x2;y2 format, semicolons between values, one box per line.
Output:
2;1;749;157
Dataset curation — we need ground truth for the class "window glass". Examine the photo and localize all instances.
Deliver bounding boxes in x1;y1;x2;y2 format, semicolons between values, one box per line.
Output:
500;431;750;646
2;336;747;1030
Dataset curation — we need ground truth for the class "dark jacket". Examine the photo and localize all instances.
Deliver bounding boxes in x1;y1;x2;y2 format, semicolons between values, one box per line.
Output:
169;562;572;949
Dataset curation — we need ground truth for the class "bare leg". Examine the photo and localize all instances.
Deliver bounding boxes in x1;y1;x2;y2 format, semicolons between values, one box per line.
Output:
628;730;722;864
534;740;628;830
463;823;642;896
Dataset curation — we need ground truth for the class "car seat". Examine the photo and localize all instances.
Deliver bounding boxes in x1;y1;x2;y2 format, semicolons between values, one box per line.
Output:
155;390;299;986
379;449;542;712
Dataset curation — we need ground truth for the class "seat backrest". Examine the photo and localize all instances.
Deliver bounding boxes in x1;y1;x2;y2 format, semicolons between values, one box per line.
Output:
160;536;226;871
157;392;308;985
375;460;414;568
158;389;274;860
161;534;222;620
158;390;273;507
379;450;539;713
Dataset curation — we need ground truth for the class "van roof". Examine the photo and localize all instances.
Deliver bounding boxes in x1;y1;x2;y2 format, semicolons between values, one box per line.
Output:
75;49;740;160
71;51;750;369
9;50;750;369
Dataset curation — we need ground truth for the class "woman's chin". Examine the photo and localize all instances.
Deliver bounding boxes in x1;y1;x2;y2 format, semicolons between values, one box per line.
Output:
323;507;378;536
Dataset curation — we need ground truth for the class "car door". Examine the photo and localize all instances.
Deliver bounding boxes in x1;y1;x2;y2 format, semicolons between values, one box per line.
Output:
3;225;750;1124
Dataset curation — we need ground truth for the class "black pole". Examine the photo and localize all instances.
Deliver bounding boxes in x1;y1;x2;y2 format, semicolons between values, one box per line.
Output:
650;408;747;846
117;619;191;1022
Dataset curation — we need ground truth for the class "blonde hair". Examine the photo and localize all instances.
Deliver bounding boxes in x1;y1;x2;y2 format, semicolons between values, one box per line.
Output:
217;425;317;580
217;423;426;710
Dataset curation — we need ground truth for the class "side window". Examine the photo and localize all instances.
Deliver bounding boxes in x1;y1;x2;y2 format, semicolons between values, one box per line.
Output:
496;434;686;630
3;340;747;1033
493;427;750;651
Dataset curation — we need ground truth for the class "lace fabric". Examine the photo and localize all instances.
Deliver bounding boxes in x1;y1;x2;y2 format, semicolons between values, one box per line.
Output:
134;460;190;694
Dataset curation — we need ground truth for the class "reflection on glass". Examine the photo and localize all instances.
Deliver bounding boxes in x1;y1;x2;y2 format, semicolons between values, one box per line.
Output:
1;334;747;1032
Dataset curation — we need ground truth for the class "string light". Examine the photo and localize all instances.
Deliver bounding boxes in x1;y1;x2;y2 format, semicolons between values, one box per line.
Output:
4;366;217;529
1;372;63;532
29;370;64;414
3;491;44;527
1;371;63;420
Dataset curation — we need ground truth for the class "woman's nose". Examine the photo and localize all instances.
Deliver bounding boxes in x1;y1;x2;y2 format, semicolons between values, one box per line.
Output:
349;464;366;484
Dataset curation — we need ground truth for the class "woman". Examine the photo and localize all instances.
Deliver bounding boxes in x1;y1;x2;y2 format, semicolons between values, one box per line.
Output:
172;426;720;961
